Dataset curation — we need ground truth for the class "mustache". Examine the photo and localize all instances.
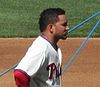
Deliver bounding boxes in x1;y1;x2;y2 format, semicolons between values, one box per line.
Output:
63;30;68;36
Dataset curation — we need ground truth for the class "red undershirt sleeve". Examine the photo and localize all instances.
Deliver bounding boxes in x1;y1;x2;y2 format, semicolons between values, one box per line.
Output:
13;69;30;87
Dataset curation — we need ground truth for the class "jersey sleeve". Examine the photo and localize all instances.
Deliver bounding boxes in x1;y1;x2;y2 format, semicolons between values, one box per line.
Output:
15;44;46;77
13;69;30;87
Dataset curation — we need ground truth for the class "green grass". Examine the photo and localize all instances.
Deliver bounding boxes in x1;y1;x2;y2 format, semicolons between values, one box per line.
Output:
0;0;100;37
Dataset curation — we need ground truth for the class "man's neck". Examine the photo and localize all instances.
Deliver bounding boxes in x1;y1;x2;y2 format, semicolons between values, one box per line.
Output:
41;33;58;51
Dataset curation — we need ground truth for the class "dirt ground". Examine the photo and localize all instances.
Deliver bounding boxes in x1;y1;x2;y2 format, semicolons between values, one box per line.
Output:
0;38;100;87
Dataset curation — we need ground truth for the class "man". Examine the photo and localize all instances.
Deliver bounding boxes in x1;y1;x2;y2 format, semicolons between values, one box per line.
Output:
13;8;69;87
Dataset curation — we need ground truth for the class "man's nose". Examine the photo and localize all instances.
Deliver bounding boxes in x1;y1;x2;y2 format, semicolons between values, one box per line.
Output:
65;26;69;30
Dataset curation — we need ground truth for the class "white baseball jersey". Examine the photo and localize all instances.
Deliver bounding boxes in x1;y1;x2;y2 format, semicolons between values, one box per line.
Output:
16;36;62;87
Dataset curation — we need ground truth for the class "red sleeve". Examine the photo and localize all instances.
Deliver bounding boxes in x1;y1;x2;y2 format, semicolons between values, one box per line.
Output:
13;69;30;87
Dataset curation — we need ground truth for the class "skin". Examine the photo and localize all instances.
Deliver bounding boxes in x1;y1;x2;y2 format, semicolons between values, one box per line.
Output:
42;14;69;49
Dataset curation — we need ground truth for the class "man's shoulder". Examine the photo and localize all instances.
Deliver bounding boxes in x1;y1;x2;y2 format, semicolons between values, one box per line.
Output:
30;36;48;51
33;36;51;47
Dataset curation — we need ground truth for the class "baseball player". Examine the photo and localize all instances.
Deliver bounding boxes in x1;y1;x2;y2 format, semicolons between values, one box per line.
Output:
13;8;69;87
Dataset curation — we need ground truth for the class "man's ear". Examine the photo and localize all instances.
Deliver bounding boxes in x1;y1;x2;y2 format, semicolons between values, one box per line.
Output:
47;24;54;33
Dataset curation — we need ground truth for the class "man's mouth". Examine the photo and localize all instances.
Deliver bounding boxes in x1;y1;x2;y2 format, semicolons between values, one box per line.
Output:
60;30;68;40
63;30;68;36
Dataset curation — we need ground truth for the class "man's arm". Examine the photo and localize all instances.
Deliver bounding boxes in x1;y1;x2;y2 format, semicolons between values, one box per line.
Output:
13;69;30;87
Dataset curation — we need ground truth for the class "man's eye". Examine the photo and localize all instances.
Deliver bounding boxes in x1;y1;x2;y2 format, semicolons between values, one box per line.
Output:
62;22;68;26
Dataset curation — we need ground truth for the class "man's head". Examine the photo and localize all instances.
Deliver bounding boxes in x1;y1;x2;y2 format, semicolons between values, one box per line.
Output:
39;8;69;40
39;8;65;32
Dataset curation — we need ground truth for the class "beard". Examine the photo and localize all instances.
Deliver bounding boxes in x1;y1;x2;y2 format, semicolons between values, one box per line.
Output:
60;30;68;40
54;30;68;42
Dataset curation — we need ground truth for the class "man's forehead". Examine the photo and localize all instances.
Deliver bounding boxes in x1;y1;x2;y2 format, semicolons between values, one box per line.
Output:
58;15;68;22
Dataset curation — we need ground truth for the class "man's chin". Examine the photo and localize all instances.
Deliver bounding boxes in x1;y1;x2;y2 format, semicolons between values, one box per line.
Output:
61;31;68;40
60;35;68;40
